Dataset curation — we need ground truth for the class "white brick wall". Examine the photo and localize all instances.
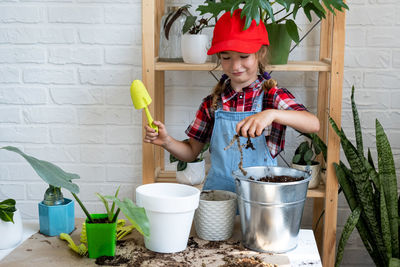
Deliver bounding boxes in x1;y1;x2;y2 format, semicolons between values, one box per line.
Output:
0;0;399;265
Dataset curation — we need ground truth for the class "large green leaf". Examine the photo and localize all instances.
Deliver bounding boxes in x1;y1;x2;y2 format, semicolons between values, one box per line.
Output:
285;19;300;43
1;146;80;194
197;0;242;18
110;197;150;238
376;119;399;258
335;206;361;267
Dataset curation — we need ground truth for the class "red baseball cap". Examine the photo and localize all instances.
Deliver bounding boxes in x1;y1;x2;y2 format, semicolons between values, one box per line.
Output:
207;9;269;55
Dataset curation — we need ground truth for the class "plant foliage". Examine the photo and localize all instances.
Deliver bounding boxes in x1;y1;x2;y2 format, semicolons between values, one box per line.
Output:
292;133;323;165
330;86;399;267
197;0;348;43
0;146;80;194
0;199;16;223
170;140;210;171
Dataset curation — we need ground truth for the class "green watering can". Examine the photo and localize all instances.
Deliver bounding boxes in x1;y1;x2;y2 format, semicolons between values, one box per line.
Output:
130;80;158;132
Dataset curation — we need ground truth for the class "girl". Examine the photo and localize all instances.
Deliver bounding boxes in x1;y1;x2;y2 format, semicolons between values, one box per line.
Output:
144;9;320;193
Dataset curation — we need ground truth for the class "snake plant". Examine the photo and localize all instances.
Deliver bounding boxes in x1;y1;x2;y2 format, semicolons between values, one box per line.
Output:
329;86;399;267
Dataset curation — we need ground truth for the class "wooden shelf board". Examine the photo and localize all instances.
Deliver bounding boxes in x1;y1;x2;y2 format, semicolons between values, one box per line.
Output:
155;170;325;198
155;60;331;72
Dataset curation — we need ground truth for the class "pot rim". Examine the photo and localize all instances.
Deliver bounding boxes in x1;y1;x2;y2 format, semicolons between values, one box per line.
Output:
233;166;311;185
200;190;236;202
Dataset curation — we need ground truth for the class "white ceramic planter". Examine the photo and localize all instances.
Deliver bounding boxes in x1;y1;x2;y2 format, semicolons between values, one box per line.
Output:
136;183;200;253
291;162;321;189
176;160;205;185
0;209;23;250
194;190;237;241
181;34;209;64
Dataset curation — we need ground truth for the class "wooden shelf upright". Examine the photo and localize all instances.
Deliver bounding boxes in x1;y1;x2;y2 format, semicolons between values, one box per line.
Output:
141;1;346;266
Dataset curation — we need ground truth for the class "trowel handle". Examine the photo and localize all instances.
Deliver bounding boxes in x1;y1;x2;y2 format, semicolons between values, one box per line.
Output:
144;106;158;132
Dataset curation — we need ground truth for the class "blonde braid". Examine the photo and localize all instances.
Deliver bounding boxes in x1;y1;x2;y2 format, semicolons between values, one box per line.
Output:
257;46;277;92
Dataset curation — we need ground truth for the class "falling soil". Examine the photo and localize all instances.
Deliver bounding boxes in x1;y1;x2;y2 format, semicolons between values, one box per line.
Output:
249;175;305;183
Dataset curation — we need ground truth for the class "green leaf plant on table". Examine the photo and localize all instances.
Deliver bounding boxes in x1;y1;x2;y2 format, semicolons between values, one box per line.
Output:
170;140;210;185
329;86;399;267
65;186;150;259
0;198;23;249
0;146;79;236
197;0;348;64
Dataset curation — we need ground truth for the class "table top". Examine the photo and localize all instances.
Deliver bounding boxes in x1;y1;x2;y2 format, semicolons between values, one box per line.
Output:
0;218;321;267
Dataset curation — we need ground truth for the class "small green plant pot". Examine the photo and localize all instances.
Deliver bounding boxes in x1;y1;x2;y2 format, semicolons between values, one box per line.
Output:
86;214;117;259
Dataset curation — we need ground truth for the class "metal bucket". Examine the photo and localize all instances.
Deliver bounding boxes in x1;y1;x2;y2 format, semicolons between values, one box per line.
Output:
233;166;311;253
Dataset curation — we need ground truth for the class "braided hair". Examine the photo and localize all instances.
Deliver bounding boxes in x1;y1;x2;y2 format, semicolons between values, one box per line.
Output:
210;45;277;111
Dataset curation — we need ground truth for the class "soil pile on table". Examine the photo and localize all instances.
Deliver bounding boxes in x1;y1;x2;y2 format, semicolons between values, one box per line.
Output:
93;232;286;267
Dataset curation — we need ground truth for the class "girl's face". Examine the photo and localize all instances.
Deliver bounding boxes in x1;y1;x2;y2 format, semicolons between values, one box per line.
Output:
220;51;259;92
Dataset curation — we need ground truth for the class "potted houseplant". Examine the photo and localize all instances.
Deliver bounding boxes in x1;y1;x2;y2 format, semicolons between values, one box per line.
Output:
170;140;209;185
0;198;23;249
70;187;150;259
197;0;348;64
291;135;323;189
330;86;399;266
180;4;215;64
0;146;79;236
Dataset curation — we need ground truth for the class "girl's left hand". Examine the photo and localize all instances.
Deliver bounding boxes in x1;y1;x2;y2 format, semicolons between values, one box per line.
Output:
236;110;276;138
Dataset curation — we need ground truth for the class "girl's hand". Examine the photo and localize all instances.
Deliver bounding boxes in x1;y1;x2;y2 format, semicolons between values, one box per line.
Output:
236;110;276;138
144;121;170;147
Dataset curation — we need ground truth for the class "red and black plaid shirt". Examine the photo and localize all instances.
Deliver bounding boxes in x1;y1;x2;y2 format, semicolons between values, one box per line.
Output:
185;76;306;158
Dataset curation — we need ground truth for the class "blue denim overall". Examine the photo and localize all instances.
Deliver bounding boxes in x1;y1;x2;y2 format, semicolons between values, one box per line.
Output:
203;90;277;193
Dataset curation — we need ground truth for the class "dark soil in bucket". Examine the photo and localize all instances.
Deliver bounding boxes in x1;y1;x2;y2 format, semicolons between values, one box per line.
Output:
249;175;304;182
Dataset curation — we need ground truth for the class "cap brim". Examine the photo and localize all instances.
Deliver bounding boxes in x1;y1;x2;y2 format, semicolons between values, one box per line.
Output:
207;39;264;55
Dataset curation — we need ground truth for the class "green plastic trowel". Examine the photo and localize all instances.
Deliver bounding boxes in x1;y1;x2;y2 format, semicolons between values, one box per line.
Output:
130;80;158;132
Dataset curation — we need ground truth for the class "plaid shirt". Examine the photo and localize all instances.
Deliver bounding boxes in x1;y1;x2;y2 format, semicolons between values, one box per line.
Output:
185;76;306;158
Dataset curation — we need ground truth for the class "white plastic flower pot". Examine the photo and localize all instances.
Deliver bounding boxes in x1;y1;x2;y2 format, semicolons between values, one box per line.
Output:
136;183;200;253
176;160;205;185
181;34;209;64
291;162;321;189
0;209;23;250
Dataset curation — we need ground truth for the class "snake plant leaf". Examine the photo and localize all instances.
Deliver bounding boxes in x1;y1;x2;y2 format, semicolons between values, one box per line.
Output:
335;206;361;267
1;146;80;194
351;85;364;157
379;174;392;263
285;19;300;43
389;258;400;267
110;197;150;238
367;148;375;170
334;162;380;265
376;119;399;258
329;117;387;260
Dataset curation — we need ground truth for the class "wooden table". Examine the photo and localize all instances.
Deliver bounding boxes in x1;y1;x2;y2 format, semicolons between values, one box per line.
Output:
0;218;321;267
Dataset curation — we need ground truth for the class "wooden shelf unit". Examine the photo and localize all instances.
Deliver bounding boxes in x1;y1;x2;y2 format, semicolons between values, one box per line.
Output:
141;1;346;266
